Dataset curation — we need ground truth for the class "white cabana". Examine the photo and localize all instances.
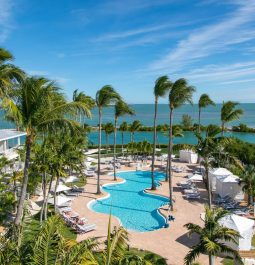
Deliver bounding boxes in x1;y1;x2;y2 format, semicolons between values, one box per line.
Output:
179;150;198;164
216;175;244;200
48;196;72;206
188;174;203;182
219;214;254;251
65;176;79;183
208;168;232;191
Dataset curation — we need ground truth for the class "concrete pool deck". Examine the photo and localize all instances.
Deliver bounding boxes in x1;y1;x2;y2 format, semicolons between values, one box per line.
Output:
71;160;223;265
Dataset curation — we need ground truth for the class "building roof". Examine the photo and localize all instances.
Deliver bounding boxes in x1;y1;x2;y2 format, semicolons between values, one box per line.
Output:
210;167;232;176
219;214;254;234
0;129;26;141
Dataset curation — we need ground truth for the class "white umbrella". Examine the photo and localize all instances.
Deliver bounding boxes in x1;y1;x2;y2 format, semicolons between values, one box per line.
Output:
86;156;97;162
188;174;203;181
48;196;72;206
65;176;79;183
51;184;71;193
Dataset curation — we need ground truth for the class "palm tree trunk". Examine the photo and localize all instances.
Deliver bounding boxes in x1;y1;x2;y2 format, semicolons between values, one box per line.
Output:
151;98;158;190
44;174;54;220
113;117;117;181
97;107;102;194
168;108;174;211
209;254;215;265
121;132;124;157
221;122;224;136
54;176;60;213
198;108;201;133
106;134;109;154
165;158;169;181
40;171;47;223
14;136;32;225
206;166;212;208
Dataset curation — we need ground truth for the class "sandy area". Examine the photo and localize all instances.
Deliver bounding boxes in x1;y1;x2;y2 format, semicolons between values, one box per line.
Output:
71;159;223;265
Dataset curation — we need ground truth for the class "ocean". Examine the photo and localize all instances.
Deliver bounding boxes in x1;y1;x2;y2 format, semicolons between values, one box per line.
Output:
0;104;254;145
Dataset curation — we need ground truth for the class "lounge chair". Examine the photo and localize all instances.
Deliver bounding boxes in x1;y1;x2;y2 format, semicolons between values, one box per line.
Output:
63;190;79;197
72;186;85;193
76;223;96;233
184;193;201;199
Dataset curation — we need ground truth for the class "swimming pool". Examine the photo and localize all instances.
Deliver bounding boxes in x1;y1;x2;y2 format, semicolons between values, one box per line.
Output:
89;171;169;232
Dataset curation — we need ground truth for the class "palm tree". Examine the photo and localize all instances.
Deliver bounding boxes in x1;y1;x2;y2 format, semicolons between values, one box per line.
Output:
151;76;172;190
119;122;128;156
184;205;241;265
95;86;121;194
221;101;243;136
0;214;99;264
168;78;195;211
2;76;92;225
104;122;114;153
195;125;229;208
163;126;184;181
239;164;255;205
198;94;215;133
0;47;24;97
113;101;135;180
129;120;141;142
73;89;95;123
104;214;128;265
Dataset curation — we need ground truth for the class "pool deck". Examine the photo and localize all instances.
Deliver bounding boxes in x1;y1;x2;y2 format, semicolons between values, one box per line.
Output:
72;160;223;265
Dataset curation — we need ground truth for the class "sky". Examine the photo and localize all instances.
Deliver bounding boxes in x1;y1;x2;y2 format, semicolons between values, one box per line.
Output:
1;0;255;103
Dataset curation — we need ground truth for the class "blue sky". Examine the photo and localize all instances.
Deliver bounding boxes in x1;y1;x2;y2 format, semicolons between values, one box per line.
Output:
1;0;255;103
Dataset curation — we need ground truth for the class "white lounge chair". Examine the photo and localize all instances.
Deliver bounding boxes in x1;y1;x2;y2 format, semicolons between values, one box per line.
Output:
76;223;96;233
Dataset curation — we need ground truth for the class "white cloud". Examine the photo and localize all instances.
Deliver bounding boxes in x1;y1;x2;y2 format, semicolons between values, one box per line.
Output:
0;0;14;43
147;0;255;72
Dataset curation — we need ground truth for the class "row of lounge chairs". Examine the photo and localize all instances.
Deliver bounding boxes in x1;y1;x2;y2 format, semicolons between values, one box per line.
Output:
213;195;252;216
60;208;96;233
177;179;201;200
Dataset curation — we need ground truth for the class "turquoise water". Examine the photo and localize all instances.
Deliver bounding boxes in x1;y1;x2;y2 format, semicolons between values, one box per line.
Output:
90;171;169;232
87;103;255;127
89;130;255;145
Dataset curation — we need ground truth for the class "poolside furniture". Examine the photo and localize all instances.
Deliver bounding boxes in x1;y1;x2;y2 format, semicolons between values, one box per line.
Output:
184;193;201;199
63;190;79;197
72;186;85;193
28;200;41;216
76;223;96;233
83;170;96;177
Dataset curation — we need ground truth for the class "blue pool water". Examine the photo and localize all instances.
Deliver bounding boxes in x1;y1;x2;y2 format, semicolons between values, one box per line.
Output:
90;171;169;232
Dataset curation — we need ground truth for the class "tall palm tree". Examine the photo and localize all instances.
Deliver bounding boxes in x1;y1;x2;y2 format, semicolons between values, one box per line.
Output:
168;78;195;211
221;101;243;136
163;126;184;181
95;86;121;194
2;76;92;225
113;101;135;180
104;122;114;153
0;47;24;97
129;120;141;142
239;164;255;205
184;205;241;265
119;122;128;156
198;94;215;133
195;125;227;208
151;76;172;190
73;89;95;123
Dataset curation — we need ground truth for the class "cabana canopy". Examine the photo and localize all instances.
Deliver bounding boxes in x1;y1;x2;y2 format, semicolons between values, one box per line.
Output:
219;214;254;251
65;176;79;183
208;167;232;191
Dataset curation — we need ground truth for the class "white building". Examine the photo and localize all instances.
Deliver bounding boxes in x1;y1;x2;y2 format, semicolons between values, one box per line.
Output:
179;150;198;164
0;129;26;160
